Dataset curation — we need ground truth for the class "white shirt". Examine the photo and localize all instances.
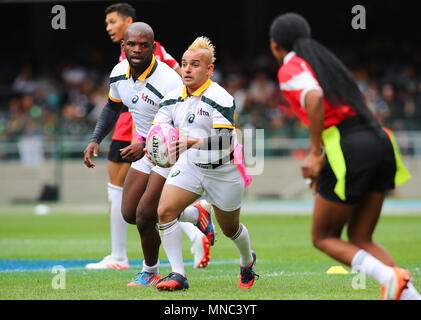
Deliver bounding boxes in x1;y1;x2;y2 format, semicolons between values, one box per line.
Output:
154;79;237;164
108;55;183;137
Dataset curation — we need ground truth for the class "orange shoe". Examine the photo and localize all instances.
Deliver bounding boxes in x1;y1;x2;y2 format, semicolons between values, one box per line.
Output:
193;200;216;246
156;272;189;291
238;251;259;289
191;234;211;269
381;267;412;300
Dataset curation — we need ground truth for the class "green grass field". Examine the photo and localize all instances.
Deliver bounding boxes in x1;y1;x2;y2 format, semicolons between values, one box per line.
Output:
1;208;420;300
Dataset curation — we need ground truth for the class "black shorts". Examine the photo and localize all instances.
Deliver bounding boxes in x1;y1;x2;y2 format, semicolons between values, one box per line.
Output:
107;139;131;163
317;117;399;204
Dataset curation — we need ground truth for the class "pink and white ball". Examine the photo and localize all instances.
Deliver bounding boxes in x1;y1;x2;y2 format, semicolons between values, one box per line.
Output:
146;123;179;168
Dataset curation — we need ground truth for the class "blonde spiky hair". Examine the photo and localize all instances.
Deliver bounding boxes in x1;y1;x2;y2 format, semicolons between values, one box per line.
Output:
188;36;216;64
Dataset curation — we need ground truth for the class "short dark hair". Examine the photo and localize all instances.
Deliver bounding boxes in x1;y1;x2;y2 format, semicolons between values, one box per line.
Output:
105;3;136;21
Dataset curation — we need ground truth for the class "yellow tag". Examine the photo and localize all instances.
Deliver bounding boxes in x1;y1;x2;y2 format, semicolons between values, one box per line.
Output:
325;266;349;274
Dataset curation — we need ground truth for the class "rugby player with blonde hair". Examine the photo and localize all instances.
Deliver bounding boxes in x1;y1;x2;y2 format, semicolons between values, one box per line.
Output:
148;36;258;291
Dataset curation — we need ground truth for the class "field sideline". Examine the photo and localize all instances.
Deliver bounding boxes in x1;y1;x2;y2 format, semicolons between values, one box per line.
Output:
1;204;421;300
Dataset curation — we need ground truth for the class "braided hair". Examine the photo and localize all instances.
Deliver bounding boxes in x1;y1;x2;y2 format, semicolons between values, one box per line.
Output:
270;13;380;130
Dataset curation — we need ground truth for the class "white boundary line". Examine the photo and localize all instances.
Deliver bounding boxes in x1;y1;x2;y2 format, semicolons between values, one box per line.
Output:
1;200;421;215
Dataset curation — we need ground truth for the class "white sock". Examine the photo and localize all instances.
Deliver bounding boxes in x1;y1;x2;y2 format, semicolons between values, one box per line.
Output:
158;219;184;275
179;205;199;224
142;260;160;274
351;249;395;284
231;224;253;267
180;222;203;242
179;205;204;242
400;282;421;300
108;183;128;260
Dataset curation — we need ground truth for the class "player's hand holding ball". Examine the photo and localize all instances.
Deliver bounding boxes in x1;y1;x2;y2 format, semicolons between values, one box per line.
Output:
170;131;202;162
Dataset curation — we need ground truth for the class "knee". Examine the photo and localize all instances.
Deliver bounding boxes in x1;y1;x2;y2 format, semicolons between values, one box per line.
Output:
157;202;177;224
347;229;372;247
311;235;322;250
121;203;136;224
311;233;329;252
221;225;238;238
122;210;136;225
135;205;158;233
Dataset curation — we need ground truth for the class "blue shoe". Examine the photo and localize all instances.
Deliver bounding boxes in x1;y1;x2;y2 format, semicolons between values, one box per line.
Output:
156;272;189;291
127;271;161;287
194;200;216;246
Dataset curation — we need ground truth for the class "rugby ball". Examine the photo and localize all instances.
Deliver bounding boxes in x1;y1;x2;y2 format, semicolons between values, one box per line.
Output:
146;123;179;168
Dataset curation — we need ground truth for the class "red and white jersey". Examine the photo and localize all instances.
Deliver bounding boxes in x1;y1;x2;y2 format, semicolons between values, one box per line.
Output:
119;50;126;62
118;41;179;70
112;41;180;141
277;52;355;129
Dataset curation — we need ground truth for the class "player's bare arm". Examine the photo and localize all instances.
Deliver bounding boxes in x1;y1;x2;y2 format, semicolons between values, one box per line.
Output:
301;89;325;192
170;129;233;162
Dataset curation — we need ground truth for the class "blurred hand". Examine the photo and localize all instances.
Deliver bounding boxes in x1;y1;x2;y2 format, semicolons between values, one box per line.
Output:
120;143;145;162
301;151;325;195
83;142;100;168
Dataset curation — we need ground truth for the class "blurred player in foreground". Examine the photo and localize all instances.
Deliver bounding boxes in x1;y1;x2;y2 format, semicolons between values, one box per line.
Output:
149;36;258;291
270;13;420;300
84;23;214;286
85;3;211;271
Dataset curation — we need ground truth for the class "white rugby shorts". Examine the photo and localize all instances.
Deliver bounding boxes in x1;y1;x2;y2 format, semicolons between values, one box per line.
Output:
131;155;170;179
165;160;245;212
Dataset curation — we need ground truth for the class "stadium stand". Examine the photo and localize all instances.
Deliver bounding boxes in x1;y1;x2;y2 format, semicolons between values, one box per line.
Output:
1;51;421;159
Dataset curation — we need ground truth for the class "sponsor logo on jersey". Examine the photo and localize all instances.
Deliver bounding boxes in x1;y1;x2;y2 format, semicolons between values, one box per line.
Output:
132;95;139;103
197;108;210;117
188;114;195;123
140;93;157;106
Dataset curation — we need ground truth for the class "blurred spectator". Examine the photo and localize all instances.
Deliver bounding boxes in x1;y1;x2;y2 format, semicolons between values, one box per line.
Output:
363;82;390;124
12;65;38;94
17;126;45;166
1;49;421;159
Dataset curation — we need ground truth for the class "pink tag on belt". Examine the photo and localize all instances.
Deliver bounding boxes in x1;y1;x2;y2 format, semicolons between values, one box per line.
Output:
136;133;144;143
233;144;252;188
